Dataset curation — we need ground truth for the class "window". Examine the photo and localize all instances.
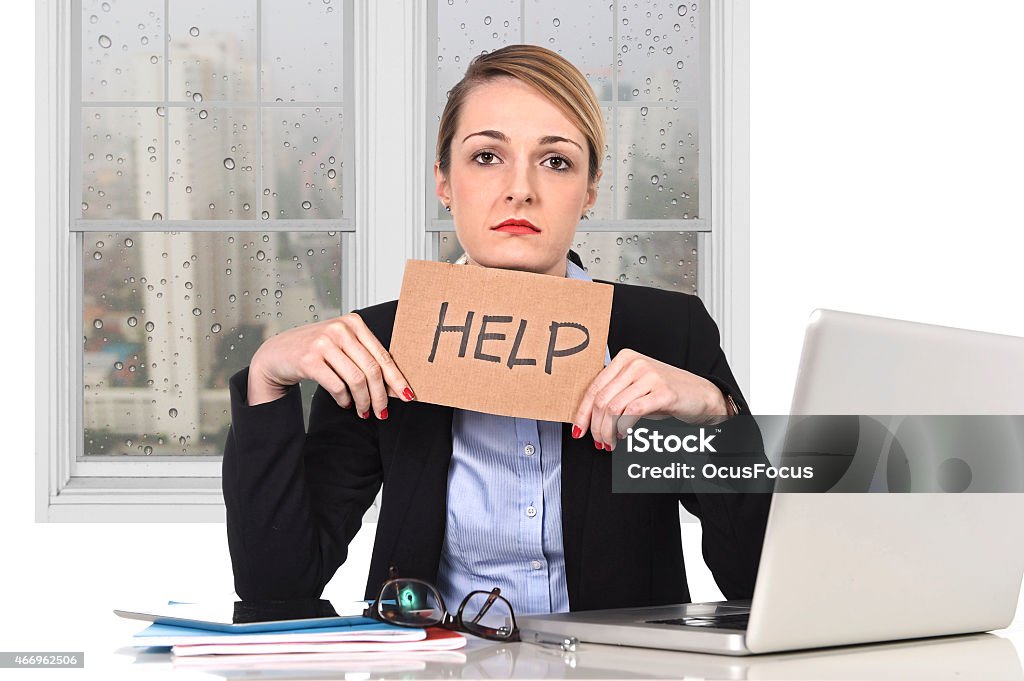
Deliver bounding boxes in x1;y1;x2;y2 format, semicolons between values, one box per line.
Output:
38;0;749;521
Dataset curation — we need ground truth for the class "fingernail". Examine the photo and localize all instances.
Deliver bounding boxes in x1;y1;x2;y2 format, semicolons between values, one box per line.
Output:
594;440;602;450
380;408;389;420
571;424;582;439
361;410;370;419
403;387;415;401
606;442;614;452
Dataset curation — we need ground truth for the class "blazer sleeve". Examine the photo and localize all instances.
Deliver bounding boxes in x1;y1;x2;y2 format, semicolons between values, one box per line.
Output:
677;296;772;600
222;366;383;600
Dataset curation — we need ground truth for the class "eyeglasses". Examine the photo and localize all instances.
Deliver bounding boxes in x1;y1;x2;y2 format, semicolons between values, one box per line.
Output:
363;572;520;642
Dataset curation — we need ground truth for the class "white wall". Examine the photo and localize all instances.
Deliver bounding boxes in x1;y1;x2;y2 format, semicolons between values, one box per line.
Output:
5;1;1022;673
749;1;1024;411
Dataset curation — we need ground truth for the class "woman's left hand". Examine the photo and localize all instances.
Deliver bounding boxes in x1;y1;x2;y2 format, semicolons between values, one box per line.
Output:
571;349;728;451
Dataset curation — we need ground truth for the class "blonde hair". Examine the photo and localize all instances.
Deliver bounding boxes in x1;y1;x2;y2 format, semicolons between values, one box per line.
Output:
436;44;605;183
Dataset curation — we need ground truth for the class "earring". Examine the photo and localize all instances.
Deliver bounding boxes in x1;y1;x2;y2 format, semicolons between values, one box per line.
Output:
445;205;451;213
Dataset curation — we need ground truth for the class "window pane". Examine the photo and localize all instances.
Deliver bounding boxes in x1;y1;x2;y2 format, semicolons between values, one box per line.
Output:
262;0;344;101
167;107;258;219
168;0;257;102
523;0;613;101
262;107;344;219
437;0;520;103
435;231;698;294
83;231;342;456
616;106;698;219
81;107;166;219
618;0;700;102
574;231;698;292
81;0;164;101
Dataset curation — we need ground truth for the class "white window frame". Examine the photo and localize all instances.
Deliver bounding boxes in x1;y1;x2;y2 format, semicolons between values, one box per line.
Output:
36;0;749;522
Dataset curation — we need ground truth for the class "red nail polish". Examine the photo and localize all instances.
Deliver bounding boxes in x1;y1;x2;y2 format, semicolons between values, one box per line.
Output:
403;387;415;401
594;440;602;450
571;425;582;439
361;411;370;419
380;408;388;420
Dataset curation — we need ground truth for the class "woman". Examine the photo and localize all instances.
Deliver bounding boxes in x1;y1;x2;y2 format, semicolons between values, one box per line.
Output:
223;45;769;615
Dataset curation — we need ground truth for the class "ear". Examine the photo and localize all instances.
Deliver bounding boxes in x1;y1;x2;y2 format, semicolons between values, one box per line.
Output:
434;161;451;207
582;168;602;215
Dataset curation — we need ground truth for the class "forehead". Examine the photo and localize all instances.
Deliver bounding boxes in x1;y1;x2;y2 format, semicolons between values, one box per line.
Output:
455;77;583;143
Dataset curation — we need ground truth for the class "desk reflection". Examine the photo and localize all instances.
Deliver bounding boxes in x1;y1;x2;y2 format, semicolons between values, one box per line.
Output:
126;631;1022;680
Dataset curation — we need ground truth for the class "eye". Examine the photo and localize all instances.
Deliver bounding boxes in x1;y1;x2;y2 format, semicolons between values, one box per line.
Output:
542;155;572;171
472;151;501;165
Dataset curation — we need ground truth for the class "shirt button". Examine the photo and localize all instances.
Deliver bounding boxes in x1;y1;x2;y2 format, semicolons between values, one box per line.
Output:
526;506;537;518
524;444;536;456
531;560;542;570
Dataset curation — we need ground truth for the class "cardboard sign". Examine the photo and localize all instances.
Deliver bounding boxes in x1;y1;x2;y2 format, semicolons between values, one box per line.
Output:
390;259;614;422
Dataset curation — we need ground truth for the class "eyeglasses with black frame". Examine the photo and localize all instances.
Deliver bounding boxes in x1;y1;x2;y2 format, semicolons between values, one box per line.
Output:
362;570;520;642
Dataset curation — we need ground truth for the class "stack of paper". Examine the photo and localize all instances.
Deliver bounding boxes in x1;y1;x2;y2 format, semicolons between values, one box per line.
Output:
133;621;467;659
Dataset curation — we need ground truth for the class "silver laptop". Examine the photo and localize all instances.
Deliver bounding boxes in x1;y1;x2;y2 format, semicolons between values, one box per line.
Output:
519;309;1024;655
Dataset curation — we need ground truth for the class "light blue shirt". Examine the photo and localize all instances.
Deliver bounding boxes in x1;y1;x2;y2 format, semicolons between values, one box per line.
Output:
436;258;612;616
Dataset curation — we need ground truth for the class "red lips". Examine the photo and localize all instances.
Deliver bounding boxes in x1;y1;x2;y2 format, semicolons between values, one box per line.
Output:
493;218;540;234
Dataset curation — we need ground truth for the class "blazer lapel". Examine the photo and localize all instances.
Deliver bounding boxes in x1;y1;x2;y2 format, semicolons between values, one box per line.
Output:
560;422;596;610
374;401;455;583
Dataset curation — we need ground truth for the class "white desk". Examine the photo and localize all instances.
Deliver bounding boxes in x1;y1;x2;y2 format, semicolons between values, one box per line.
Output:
106;623;1024;680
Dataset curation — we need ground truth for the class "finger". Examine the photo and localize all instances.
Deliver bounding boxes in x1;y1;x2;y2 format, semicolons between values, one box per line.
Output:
307;360;354;410
594;376;651;451
573;351;632;440
589;359;643;448
349;314;416;402
331;324;391;419
322;344;373;417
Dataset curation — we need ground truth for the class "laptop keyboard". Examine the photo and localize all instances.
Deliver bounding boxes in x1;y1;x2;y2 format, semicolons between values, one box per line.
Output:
645;613;750;631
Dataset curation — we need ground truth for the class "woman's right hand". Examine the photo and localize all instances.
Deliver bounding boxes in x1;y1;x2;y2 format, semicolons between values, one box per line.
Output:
246;313;415;419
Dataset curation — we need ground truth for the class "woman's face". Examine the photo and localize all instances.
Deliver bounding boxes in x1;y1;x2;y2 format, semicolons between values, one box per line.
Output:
435;77;601;277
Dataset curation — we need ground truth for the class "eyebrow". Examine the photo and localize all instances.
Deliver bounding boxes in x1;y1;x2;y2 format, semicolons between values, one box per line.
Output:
461;130;583;152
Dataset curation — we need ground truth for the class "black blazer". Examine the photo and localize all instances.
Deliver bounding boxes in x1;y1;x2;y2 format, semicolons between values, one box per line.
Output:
223;281;770;610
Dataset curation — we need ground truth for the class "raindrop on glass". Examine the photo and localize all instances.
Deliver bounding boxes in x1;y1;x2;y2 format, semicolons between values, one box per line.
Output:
211;323;222;334
93;319;103;329
640;106;649;116
98;35;112;49
327;168;337;179
192;92;203;103
639;255;648;264
198;109;208;119
151;212;163;220
261;210;270;220
616;236;624;245
552;17;560;27
189;26;200;37
651;175;659;185
143;445;153;455
274;289;283;299
301;200;312;210
145;321;155;332
223;157;236;170
127;316;138;327
256;250;266;261
192;308;202;316
678;4;687;16
93;251;103;260
484;15;492;25
169;408;178;418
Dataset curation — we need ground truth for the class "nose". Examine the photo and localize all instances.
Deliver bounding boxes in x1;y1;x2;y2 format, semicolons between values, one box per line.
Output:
504;162;536;207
